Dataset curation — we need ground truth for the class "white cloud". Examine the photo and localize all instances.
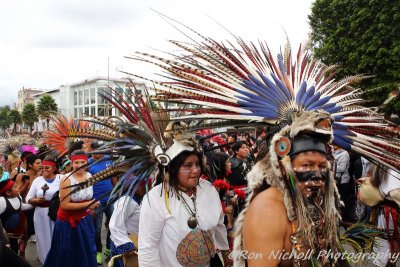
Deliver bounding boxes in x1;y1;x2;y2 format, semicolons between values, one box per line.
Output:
0;0;313;107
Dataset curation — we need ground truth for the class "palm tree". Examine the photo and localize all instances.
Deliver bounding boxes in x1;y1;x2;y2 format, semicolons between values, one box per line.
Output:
8;109;21;134
37;95;58;129
0;106;11;134
22;103;38;132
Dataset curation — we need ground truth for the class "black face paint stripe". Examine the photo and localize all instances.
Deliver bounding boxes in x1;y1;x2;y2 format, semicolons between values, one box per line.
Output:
295;170;329;182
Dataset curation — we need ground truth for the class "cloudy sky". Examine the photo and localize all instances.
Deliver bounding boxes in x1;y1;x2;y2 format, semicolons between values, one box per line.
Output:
0;0;313;107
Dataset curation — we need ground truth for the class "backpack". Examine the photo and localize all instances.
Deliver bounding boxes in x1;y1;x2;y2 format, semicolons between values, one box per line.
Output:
48;191;60;221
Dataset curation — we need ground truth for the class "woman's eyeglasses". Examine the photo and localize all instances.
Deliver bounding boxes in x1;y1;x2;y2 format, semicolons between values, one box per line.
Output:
179;162;201;173
40;166;53;170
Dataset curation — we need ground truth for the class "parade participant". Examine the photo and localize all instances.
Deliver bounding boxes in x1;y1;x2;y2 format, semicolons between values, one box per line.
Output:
25;159;61;264
0;179;32;253
139;147;231;267
15;154;41;257
43;150;99;267
118;28;400;266
0;218;32;267
87;140;115;264
108;180;148;267
227;141;250;187
367;165;400;266
10;151;33;180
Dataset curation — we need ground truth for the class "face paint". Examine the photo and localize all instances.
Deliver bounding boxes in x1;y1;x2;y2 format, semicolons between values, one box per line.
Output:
294;169;329;182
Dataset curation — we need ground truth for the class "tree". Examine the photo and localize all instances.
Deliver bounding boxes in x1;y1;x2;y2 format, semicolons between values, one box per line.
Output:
37;95;58;129
22;103;38;132
8;109;21;134
309;0;400;117
0;106;11;132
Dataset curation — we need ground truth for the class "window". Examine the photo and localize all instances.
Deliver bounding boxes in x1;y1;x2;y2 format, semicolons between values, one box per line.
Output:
90;88;96;104
84;89;89;105
98;87;106;104
90;106;96;116
74;91;78;106
116;86;124;98
74;108;78;117
125;88;133;103
79;107;84;117
84;107;89;117
79;90;83;105
98;105;105;117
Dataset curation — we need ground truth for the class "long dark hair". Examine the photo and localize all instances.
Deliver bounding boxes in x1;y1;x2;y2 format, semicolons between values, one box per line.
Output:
155;151;205;189
26;154;40;170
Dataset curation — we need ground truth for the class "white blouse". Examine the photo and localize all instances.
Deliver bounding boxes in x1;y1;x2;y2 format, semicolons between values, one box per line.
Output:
109;196;141;247
25;175;61;203
138;179;229;267
66;172;93;202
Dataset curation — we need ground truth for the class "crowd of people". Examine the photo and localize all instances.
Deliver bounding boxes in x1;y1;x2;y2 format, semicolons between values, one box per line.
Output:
0;126;398;267
1;30;400;267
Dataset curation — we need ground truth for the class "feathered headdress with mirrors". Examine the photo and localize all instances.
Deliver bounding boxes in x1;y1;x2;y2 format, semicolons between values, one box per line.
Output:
119;15;400;266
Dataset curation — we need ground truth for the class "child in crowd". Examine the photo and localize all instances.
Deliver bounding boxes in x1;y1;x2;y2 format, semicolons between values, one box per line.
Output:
0;179;32;253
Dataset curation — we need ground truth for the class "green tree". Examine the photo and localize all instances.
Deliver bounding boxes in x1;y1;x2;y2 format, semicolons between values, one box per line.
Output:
8;109;21;134
0;106;11;132
22;103;38;132
309;0;400;117
37;95;58;129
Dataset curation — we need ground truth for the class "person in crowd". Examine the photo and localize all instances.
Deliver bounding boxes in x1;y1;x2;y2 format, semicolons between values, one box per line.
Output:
25;159;61;264
0;179;32;254
7;151;21;177
10;151;33;180
369;164;400;266
43;150;100;267
226;141;250;188
139;145;231;267
15;154;41;257
235;112;348;266
333;145;357;222
0;219;32;267
87;140;116;264
108;180;148;267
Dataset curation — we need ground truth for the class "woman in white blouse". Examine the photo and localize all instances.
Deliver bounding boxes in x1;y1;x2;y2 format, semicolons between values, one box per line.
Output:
139;148;232;267
26;159;61;264
43;150;100;267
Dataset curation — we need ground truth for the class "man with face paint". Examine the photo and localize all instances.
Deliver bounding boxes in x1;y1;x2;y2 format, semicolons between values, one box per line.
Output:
233;111;347;267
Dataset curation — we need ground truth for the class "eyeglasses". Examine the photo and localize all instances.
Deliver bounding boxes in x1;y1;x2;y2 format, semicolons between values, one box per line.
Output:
179;162;201;173
40;166;53;170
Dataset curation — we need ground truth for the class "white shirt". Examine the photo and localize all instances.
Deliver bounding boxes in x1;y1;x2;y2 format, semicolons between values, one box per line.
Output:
110;196;141;248
25;175;61;203
66;172;93;202
379;169;400;199
0;196;32;214
138;179;229;267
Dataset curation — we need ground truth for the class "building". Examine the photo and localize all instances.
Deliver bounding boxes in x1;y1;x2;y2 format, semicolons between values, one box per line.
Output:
30;76;147;131
68;76;147;118
17;87;45;112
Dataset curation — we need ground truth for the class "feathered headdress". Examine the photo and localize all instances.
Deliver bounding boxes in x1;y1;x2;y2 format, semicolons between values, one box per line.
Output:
123;20;400;173
44;85;202;205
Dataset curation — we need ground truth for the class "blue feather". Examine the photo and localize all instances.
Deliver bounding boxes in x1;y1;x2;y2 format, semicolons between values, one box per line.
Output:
256;71;288;102
309;102;335;111
304;92;321;109
296;81;307;106
240;80;280;104
300;86;315;107
277;53;286;75
236;96;279;110
307;96;331;110
333;115;344;121
326;106;343;113
333;134;352;150
270;73;292;99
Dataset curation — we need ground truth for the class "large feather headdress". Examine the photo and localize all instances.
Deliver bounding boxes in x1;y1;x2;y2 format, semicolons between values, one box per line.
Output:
123;22;400;173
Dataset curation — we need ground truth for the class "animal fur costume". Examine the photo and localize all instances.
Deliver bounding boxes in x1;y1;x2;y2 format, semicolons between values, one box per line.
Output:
233;110;343;266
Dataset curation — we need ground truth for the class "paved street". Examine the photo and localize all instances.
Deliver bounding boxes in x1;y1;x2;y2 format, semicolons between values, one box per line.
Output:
23;225;399;267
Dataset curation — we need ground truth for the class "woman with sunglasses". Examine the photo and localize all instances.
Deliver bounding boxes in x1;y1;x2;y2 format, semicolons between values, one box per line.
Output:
43;150;99;267
25;158;61;264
